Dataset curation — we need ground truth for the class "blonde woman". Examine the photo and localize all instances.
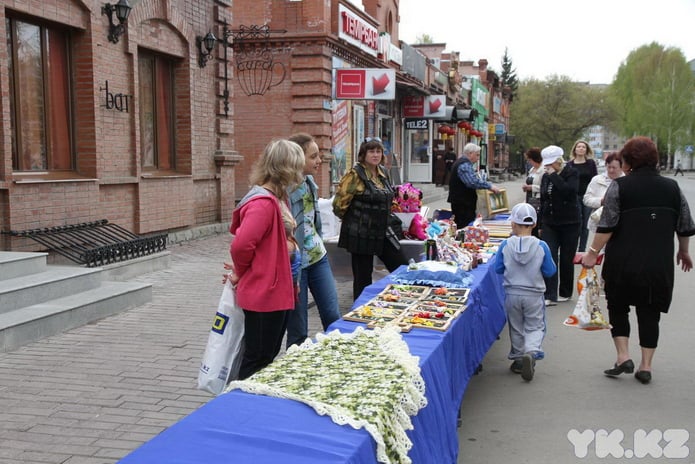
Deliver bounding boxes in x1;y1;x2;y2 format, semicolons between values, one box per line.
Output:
227;139;305;380
567;140;598;251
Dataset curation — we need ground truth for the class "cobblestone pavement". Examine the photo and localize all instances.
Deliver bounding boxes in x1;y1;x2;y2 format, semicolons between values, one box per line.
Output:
0;180;524;464
0;227;381;464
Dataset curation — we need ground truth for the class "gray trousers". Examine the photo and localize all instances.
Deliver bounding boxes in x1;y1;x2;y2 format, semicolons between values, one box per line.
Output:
505;293;547;360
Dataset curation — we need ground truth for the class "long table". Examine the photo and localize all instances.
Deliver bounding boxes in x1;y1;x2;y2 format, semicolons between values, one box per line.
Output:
118;259;507;464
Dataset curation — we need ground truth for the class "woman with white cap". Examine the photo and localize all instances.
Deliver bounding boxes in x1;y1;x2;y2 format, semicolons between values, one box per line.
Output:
538;145;580;304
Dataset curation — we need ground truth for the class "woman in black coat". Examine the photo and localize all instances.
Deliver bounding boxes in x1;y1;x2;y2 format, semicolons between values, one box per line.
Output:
538;145;580;303
582;136;695;384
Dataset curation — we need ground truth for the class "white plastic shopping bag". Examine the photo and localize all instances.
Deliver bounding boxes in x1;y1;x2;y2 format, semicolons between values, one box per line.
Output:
197;281;245;394
563;267;611;331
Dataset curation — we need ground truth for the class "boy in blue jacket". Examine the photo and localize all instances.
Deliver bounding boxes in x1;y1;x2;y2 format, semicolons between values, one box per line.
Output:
494;203;557;381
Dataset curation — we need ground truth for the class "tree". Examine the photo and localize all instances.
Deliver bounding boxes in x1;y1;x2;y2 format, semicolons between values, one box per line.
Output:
609;42;695;168
500;47;518;100
415;34;433;44
509;75;611;153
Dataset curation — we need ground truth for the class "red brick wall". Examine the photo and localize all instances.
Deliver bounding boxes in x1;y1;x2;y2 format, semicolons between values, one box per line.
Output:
137;177;194;233
0;0;233;250
231;0;336;200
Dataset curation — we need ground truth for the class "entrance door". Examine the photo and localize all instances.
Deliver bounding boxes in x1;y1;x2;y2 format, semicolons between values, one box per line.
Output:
405;122;431;183
378;116;400;184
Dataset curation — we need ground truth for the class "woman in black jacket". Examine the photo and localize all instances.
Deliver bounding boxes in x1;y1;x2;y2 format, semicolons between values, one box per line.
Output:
538;145;580;304
582;136;694;384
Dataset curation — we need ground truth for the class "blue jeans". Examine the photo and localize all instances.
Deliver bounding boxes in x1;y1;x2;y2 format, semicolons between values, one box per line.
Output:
286;255;340;347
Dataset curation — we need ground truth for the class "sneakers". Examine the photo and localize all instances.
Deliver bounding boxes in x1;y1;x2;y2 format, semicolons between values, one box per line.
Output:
510;359;523;374
557;296;570;302
545;299;557;307
521;354;535;381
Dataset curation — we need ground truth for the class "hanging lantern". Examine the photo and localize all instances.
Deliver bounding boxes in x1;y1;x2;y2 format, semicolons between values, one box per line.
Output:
437;125;448;135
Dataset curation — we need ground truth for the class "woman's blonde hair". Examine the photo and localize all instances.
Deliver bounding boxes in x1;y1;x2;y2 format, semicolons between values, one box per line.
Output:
569;139;595;160
249;139;305;199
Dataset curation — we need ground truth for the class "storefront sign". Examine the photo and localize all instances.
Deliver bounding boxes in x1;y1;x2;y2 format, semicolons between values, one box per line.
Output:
377;32;403;66
335;68;395;100
100;80;130;112
402;95;446;118
404;118;429;130
338;5;378;57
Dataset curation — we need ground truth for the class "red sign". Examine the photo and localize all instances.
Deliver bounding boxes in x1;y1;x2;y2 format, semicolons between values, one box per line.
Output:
402;95;446;118
403;96;425;118
335;69;395;100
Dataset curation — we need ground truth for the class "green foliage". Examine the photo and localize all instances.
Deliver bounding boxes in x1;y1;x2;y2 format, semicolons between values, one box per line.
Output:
509;75;611;153
500;47;518;99
415;34;434;44
609;42;695;162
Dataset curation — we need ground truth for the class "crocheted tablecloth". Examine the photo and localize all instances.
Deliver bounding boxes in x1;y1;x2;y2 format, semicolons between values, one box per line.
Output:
226;327;427;464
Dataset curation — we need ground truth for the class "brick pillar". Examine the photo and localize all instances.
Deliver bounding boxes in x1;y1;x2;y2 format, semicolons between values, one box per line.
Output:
215;150;243;223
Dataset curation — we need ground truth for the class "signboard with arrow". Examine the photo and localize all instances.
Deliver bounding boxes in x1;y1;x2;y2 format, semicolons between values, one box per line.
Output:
335;68;396;100
402;95;446;118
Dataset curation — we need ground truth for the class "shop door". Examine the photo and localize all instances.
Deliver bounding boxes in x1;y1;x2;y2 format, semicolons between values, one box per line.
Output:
404;120;431;183
378;116;400;184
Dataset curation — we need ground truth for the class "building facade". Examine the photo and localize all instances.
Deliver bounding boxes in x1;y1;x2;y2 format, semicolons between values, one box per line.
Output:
1;0;239;252
0;0;513;253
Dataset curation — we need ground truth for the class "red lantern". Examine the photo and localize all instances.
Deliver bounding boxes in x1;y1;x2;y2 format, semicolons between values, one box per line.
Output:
437;126;448;135
457;121;467;129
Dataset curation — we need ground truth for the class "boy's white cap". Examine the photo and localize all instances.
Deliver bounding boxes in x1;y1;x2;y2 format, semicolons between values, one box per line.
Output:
510;203;537;225
541;145;563;165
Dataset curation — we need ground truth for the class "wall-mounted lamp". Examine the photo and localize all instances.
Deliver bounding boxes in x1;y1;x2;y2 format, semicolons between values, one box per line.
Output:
102;0;132;44
196;32;217;68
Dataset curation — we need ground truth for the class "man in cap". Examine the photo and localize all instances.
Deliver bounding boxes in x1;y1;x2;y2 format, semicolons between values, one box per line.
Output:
447;143;501;229
494;202;557;381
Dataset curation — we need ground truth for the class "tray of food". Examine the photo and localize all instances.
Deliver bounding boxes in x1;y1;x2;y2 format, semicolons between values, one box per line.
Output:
343;303;408;324
426;287;471;304
379;284;432;300
366;320;413;332
401;302;466;331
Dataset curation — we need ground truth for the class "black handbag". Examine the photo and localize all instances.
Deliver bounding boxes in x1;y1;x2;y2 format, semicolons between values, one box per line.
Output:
388;213;405;239
386;213;404;250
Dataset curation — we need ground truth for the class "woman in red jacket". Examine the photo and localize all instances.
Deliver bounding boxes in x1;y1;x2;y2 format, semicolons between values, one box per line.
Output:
228;139;305;380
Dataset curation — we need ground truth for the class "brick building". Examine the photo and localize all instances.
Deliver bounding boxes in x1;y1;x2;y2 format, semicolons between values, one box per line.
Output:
0;0;510;253
0;0;237;252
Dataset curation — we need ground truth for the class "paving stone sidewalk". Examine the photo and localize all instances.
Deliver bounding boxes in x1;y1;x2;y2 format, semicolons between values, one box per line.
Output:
0;180;524;464
0;231;364;464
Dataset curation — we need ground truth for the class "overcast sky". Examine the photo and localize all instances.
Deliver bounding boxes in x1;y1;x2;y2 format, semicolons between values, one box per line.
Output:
398;0;695;84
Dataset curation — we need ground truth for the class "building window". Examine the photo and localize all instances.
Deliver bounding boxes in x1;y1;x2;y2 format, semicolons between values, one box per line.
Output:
7;17;73;171
138;51;175;170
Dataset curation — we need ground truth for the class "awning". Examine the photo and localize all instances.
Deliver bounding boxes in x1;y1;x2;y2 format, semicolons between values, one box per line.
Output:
435;106;478;122
395;71;429;95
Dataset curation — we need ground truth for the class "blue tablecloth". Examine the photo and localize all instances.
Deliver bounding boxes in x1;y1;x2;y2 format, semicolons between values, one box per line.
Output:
118;259;507;464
